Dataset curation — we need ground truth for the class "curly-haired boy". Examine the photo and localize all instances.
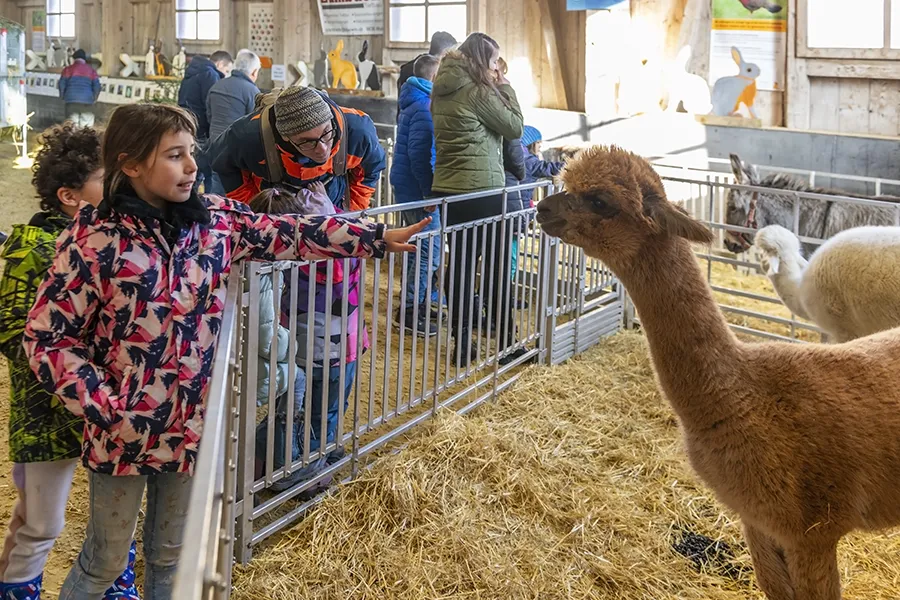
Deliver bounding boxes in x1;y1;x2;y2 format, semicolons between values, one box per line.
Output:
0;123;139;600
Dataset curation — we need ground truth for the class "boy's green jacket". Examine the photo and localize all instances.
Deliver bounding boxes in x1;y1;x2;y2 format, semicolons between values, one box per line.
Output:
0;211;81;463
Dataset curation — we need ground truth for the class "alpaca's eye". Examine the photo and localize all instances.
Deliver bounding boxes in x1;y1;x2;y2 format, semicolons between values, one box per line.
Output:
584;193;619;219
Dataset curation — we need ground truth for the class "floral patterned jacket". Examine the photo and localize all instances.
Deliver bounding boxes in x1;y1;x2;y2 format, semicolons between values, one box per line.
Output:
23;192;385;476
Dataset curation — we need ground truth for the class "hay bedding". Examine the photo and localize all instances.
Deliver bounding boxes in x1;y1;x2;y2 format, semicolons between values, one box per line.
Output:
231;332;899;600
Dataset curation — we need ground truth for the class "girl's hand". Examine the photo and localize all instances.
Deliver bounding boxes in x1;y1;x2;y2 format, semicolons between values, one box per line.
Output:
383;217;432;253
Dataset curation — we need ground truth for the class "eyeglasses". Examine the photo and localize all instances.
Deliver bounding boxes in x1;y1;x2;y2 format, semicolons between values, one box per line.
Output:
292;126;338;151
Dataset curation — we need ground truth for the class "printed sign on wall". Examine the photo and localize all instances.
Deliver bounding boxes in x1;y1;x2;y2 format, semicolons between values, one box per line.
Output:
318;0;383;36
709;0;786;91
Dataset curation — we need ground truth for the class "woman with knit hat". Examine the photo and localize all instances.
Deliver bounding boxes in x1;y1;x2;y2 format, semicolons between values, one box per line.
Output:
208;86;386;212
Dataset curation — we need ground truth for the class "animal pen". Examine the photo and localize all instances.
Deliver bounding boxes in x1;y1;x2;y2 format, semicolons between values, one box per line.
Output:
172;154;900;599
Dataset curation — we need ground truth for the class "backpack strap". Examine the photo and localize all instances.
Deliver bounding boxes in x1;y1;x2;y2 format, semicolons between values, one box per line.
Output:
332;108;350;207
259;103;284;185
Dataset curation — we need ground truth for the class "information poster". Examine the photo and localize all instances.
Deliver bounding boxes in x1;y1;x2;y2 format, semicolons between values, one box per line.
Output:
248;3;276;58
318;0;383;36
709;0;786;91
566;0;627;9
31;10;45;53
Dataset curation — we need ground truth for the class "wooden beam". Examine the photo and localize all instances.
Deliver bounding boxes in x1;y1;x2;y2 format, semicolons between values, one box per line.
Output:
538;0;570;110
806;59;900;81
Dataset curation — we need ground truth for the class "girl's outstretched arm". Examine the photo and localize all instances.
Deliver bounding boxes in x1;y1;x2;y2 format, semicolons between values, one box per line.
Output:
229;200;430;262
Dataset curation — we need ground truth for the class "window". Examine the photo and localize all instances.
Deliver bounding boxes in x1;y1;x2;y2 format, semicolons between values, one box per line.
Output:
388;0;467;46
46;0;75;39
800;0;900;58
176;0;220;41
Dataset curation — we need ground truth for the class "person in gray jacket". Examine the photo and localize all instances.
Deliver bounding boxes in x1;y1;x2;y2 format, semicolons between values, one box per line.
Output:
207;49;261;142
205;49;261;194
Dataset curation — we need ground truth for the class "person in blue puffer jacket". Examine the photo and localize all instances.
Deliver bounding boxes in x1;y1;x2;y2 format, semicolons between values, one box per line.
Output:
58;50;100;127
390;54;442;336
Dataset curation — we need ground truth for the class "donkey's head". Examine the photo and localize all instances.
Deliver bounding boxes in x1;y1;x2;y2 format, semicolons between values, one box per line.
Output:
724;153;762;253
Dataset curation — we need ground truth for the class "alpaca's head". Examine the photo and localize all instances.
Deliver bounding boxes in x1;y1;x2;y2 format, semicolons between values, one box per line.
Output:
536;146;713;270
753;224;801;276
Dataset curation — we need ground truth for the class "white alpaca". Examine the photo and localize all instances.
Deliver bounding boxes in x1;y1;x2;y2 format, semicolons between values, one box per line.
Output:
755;224;900;342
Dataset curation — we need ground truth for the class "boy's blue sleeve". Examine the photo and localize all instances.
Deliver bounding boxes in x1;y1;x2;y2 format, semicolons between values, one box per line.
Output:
407;107;435;198
58;74;67;99
92;76;101;102
526;152;564;179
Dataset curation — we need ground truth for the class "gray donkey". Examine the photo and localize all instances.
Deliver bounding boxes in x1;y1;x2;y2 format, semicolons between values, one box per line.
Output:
723;154;900;257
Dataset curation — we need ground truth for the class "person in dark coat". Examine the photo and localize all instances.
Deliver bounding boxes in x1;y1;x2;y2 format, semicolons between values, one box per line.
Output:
395;31;457;120
207;50;261;142
390;55;441;336
178;50;233;193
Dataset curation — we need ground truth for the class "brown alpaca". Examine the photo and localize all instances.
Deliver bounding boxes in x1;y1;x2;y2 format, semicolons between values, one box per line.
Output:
536;146;900;600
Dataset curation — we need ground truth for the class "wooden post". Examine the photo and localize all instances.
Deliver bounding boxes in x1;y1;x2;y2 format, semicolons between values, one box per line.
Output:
100;0;130;76
538;0;570;110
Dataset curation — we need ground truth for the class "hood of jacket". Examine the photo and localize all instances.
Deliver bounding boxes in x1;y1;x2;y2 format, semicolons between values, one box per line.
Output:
432;53;473;97
184;55;221;80
399;77;433;110
1;211;70;261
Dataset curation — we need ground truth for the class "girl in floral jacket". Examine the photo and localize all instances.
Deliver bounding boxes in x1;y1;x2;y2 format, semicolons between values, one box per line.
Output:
23;104;426;600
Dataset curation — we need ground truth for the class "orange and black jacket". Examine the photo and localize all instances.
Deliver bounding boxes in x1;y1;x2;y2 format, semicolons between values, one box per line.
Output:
208;93;386;212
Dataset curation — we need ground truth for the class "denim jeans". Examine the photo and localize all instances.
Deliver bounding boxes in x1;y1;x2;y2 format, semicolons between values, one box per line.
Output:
58;471;192;600
256;362;357;470
401;207;441;308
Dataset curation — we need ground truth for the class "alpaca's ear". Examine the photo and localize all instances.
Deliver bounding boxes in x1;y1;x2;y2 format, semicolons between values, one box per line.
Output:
647;200;714;244
730;153;758;185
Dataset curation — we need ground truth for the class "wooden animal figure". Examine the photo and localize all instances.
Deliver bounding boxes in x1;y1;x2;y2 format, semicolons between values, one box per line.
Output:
536;145;900;600
357;40;381;91
172;45;186;78
737;0;782;13
45;41;56;69
328;40;358;90
665;45;711;114
710;46;759;118
145;44;157;77
313;47;328;88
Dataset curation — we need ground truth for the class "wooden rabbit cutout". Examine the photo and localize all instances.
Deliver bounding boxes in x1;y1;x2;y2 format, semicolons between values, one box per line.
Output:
710;46;759;118
328;40;359;90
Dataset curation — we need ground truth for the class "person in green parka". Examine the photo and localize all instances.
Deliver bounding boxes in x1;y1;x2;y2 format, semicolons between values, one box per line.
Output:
431;32;525;368
0;124;138;600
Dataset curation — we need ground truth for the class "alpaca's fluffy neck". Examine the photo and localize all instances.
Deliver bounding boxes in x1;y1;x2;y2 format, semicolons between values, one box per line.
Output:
613;236;742;428
768;256;809;319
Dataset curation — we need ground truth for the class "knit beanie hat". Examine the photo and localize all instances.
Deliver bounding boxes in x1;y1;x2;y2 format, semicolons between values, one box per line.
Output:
274;87;333;138
521;126;542;147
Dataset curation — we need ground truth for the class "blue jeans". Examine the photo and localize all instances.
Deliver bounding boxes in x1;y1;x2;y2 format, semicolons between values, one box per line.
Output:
59;471;192;600
401;207;441;307
255;362;357;469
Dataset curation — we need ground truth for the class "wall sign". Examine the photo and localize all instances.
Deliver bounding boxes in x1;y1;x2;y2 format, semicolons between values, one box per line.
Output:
31;10;45;53
709;0;786;91
566;0;627;9
248;3;276;59
318;0;383;36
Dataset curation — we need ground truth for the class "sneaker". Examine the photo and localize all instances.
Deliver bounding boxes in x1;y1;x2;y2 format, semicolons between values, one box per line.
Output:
394;306;438;337
269;455;328;492
0;575;42;600
325;446;345;465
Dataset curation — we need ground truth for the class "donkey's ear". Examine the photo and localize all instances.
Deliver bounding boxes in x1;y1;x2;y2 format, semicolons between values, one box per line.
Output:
647;200;714;244
730;153;758;185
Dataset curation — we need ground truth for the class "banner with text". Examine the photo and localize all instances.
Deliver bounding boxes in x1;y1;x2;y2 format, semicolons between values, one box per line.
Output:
318;0;384;36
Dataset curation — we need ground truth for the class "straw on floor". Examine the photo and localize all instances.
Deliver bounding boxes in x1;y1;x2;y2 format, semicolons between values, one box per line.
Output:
231;331;900;600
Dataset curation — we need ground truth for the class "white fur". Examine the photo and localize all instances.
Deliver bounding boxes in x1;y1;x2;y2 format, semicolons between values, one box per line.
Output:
754;225;900;342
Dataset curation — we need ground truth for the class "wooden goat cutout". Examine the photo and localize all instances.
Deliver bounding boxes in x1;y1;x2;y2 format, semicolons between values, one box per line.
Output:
535;145;900;600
